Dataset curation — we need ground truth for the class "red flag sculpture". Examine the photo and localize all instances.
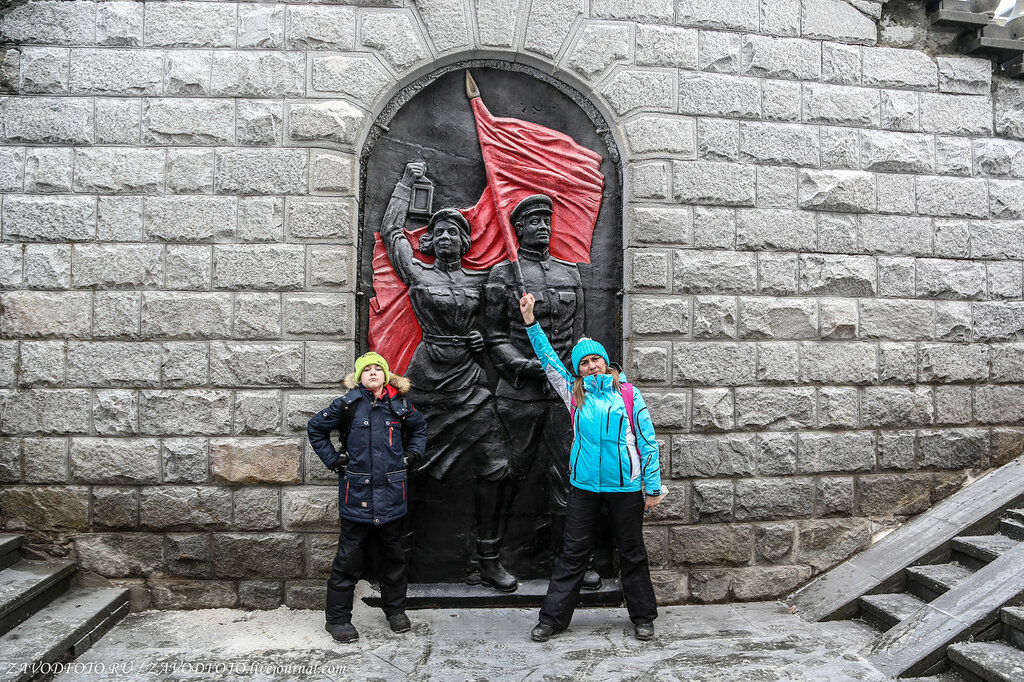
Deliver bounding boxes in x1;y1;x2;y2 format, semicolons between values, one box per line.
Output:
369;71;605;373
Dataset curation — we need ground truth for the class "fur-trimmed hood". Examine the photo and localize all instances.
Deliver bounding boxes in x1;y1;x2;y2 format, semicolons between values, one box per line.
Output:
342;372;411;394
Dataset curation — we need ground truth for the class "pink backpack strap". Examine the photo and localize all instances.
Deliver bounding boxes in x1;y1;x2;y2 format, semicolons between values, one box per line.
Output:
620;383;635;435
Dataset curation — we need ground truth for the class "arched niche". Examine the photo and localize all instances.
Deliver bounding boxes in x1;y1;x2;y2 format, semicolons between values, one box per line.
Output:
357;60;624;583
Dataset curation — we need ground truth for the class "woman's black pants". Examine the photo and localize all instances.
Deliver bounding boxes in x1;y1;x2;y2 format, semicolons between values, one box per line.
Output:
539;487;658;629
326;517;407;624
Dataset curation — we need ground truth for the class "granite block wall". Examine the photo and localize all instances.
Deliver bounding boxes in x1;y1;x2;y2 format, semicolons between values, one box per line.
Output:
1;0;1023;609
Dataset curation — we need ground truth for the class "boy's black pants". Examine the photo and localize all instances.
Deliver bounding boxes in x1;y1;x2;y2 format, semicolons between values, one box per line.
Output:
539;487;657;630
326;517;407;624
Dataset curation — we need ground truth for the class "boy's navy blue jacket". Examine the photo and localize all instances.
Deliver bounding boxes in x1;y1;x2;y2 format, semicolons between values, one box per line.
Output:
307;373;427;525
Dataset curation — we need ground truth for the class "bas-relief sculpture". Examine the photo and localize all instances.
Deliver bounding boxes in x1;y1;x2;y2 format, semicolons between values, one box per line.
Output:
360;67;622;590
379;161;520;592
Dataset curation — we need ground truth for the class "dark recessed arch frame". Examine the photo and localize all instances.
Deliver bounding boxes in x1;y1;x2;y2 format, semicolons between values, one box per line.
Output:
356;59;624;364
356;59;625;581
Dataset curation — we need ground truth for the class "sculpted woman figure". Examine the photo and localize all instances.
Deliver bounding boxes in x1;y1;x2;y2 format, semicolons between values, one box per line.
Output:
378;161;518;592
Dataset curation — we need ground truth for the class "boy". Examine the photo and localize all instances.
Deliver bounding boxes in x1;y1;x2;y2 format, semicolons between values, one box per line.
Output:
307;351;428;643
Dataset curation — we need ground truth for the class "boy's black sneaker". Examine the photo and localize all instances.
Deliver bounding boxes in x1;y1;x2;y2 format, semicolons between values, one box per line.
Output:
634;619;654;641
325;622;358;643
387;613;411;633
530;623;563;642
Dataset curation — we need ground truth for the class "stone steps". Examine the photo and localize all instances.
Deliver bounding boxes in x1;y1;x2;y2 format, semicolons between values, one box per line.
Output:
0;587;130;682
951;533;1020;570
789;456;1024;623
1002;606;1024;650
859;592;926;632
791;459;1024;677
905;562;974;602
794;456;1024;675
0;559;75;636
866;536;1024;681
0;535;130;681
817;505;1024;679
926;0;1024;78
948;641;1024;682
999;516;1024;541
862;540;1024;677
0;535;22;572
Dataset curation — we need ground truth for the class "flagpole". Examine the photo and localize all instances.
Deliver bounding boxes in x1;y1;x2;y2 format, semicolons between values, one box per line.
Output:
466;70;527;293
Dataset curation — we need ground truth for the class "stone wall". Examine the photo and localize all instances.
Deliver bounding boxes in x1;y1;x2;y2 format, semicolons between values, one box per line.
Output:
1;0;1023;609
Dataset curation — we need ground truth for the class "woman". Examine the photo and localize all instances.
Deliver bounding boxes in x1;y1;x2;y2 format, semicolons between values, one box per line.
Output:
379;161;518;592
518;292;663;642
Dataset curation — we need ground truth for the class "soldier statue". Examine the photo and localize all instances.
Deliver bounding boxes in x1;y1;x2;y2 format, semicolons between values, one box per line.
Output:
484;195;600;589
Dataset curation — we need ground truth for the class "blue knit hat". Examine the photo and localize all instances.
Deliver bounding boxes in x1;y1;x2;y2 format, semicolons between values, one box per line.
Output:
571;337;609;374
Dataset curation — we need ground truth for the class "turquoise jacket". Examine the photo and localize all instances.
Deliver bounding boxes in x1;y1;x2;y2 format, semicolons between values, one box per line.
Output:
525;323;662;496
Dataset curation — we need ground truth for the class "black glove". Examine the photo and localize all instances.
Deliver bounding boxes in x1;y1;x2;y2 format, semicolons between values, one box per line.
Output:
403;454;420;469
330;451;349;474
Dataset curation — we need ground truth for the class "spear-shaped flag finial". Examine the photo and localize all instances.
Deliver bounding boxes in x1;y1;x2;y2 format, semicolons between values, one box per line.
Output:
465;70;526;291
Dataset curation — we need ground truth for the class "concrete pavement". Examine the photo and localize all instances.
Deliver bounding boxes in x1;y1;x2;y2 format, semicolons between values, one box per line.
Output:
42;597;935;681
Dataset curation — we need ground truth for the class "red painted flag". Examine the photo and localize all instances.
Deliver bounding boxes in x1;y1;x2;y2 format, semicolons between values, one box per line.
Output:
368;91;604;373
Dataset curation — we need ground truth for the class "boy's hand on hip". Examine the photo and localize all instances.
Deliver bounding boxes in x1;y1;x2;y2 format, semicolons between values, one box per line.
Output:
330;451;349;473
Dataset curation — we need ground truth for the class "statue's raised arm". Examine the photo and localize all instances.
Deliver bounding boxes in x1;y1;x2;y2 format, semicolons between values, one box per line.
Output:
378;162;426;285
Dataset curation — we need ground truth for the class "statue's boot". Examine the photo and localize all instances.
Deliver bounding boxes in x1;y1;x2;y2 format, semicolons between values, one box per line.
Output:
477;539;518;592
582;558;602;591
